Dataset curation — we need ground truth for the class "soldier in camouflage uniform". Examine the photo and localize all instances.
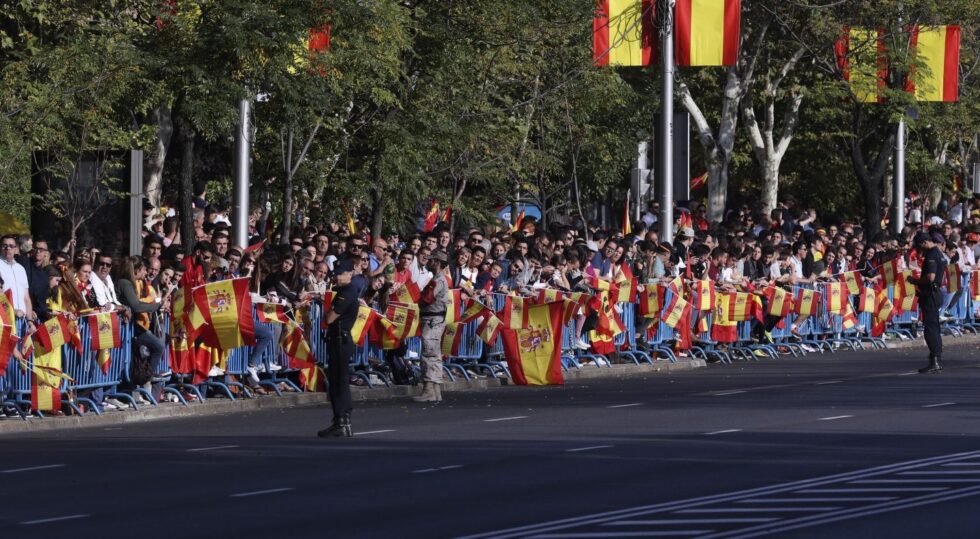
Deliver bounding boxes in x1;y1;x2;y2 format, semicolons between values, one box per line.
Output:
414;250;448;402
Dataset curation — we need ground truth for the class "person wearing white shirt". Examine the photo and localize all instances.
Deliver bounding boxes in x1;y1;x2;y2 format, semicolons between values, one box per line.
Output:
0;235;33;322
88;253;124;310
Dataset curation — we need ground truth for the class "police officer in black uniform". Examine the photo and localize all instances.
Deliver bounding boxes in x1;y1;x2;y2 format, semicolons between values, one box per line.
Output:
911;231;947;374
318;259;360;437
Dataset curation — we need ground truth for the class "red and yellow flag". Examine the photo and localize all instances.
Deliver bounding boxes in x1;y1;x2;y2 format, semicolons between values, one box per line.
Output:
388;280;421;304
825;282;846;315
350;305;380;346
793;288;820;320
477;313;503;347
857;287;877;314
87;311;121;374
692;280;715;312
386;303;420;341
0;290;14;327
906;25;960;102
460;299;492;324
638;284;664;318
764;286;793;318
675;0;741;66
835;27;887;103
881;258;900;287
725;291;753;322
257;303;290;325
497;295;529;330
593;0;655;67
661;293;690;329
422;200;440;233
368;313;399;350
841;271;864;296
841;303;859;331
192;278;255;350
712;292;738;343
445;289;462;324
31;372;61;413
281;321;312;363
441;322;464;357
0;324;17;372
32;314;76;355
946;264;961;294
971;270;980;300
622;194;632;236
502;302;565;386
614;263;638;303
873;289;894;337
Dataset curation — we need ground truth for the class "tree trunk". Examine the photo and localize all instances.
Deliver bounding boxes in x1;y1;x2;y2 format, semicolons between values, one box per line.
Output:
145;104;172;209
707;158;729;224
177;116;196;255
280;129;294;244
370;185;384;243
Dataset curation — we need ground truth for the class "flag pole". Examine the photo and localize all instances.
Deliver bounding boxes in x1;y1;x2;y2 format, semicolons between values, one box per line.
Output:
658;0;675;244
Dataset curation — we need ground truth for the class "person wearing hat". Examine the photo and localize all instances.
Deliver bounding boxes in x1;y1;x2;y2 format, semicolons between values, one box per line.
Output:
414;249;449;403
910;231;947;374
318;258;360;438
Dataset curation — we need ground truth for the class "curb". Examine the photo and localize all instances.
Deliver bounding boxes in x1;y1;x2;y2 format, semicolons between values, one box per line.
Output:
883;332;980;350
0;359;705;435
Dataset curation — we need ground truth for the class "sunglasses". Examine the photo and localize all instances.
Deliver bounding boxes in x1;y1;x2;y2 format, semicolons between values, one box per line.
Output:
97;261;113;268
360;257;369;261
0;244;16;249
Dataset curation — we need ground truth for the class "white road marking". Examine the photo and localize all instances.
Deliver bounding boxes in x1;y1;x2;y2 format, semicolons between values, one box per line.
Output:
715;390;746;396
2;464;65;474
851;479;980;484
414;465;463;474
566;445;614;453
795;488;946;493
705;429;743;436
353;429;396;436
230;487;293;498
815;380;842;385
20;514;89;525
529;532;712;538
603;518;778;525
899;470;980;476
484;416;528;422
676;507;839;513
187;445;239;452
898;371;918;376
737;496;895;503
922;402;956;408
606;403;643;409
942;462;980;467
818;415;853;421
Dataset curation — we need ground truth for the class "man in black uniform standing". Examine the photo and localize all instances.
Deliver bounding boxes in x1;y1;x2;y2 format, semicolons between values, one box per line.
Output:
318;259;359;437
911;231;947;374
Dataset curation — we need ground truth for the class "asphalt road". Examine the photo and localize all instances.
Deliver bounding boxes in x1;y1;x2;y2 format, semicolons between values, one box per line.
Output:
3;340;980;539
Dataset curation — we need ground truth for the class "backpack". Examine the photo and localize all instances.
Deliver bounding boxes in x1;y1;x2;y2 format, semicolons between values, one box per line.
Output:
130;343;154;386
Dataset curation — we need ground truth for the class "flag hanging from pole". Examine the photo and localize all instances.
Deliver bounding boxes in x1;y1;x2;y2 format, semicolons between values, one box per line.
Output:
593;0;655;67
906;25;960;102
835;27;887;103
674;0;741;67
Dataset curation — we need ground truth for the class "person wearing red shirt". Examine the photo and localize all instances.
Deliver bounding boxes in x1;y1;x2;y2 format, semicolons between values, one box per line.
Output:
179;241;213;288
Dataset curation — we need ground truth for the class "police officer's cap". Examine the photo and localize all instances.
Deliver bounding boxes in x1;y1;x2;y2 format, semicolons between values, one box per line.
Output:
912;231;931;247
334;259;355;274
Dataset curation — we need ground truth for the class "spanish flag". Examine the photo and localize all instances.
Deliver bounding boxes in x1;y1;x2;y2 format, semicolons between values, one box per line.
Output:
257;302;290;325
510;208;525;233
841;303;859;331
497;295;529;330
661;293;690;329
593;0;655;67
675;0;741;67
971;270;980;301
422;200;440;233
692;280;715;312
389;280;421;304
0;290;14;326
835;27;887;103
87;311;121;374
191;278;255;350
793;288;820;321
894;270;917;303
906;26;960;102
764;286;793;318
281;321;312;363
895;294;918;315
343;204;358;235
441;322;464;357
32;314;75;355
873;289;894;337
857;287;877;314
386;303;420;340
841;271;864;296
614;263;638;303
445;289;462;324
477;313;503;346
502;302;565;385
638;284;664;318
368;314;399;350
712;293;738;343
169;334;196;378
881;258;900;287
946;264;961;294
460;299;492;324
0;324;17;372
726;291;754;322
31;372;61;413
350;305;380;346
824;282;846;315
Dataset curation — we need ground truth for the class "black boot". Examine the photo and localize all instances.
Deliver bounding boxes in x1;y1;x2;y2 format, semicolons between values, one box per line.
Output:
918;355;942;374
317;414;353;438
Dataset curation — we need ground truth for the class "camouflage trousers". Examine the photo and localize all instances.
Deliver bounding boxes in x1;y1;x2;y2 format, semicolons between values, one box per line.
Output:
420;317;446;384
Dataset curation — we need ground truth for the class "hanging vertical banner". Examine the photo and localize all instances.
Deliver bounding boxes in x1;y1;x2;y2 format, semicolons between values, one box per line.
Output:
907;25;960;102
835;28;887;103
674;0;741;66
593;0;656;67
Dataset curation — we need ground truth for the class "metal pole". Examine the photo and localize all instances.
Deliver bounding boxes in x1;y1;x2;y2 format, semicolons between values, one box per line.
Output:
658;0;675;244
129;150;144;256
232;98;251;248
892;117;905;235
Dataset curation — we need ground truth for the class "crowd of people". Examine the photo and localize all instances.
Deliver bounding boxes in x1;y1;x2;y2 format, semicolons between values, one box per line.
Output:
3;188;980;417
